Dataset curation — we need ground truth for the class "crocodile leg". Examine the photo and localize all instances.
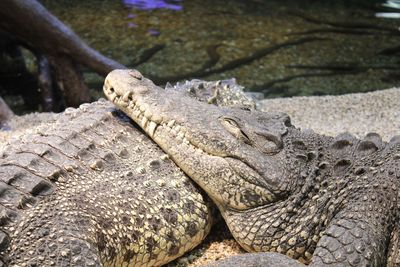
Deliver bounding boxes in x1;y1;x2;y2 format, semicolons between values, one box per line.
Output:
387;226;400;267
206;205;392;267
310;211;390;266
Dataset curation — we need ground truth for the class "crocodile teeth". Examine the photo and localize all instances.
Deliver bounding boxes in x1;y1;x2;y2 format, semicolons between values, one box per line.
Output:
122;91;132;101
148;121;157;137
133;109;141;118
142;116;149;128
177;131;185;139
120;101;128;107
152;114;162;124
144;110;152;119
167;120;175;128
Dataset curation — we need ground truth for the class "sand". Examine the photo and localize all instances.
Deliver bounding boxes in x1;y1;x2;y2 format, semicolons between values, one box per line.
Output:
259;87;400;141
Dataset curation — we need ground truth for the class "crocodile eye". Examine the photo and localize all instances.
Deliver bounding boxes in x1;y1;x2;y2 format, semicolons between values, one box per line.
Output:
221;118;251;144
223;118;239;127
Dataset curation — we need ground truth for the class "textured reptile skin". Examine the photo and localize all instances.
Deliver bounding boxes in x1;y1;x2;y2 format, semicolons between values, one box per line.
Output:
0;100;212;266
106;69;400;266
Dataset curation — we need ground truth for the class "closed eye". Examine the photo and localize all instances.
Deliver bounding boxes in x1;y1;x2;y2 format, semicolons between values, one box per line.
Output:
220;117;283;154
220;117;251;144
223;118;239;127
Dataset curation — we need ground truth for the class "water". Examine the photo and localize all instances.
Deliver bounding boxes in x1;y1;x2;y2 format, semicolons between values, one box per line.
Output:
41;0;400;98
122;0;183;11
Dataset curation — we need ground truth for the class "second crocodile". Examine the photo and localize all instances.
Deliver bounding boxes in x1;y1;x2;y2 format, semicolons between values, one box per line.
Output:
105;69;400;266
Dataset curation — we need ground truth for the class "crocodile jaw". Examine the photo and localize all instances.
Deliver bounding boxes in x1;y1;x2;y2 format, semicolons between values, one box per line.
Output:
104;69;286;212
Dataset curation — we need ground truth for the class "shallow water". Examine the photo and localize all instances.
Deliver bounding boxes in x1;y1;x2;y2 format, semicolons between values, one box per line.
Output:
41;0;400;97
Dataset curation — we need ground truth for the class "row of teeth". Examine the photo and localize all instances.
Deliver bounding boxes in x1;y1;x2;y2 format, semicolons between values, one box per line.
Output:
107;90;189;143
106;88;232;162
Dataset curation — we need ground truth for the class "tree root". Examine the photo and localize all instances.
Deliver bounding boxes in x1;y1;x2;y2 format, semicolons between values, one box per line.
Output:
49;55;91;108
0;0;126;111
36;54;55;111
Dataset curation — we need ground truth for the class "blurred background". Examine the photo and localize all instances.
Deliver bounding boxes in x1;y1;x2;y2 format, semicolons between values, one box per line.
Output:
2;0;400;114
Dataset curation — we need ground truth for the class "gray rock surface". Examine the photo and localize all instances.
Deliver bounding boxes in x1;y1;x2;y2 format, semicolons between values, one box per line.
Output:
259;87;400;140
204;252;302;267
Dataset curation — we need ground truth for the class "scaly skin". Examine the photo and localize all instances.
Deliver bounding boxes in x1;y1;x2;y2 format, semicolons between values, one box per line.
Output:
0;100;213;266
105;69;400;266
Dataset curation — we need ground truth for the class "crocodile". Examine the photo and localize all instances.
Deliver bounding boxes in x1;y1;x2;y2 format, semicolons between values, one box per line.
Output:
0;75;257;266
0;99;214;266
105;69;400;266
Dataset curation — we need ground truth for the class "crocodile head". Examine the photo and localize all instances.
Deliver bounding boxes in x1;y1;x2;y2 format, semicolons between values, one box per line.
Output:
104;70;293;213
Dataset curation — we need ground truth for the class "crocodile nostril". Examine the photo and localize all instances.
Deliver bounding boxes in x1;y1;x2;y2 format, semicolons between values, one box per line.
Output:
109;87;115;93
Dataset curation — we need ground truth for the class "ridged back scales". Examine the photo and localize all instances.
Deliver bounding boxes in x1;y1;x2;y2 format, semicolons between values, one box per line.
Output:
0;99;213;266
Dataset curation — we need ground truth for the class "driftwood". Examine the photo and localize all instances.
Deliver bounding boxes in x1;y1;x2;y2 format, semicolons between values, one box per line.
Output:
0;0;125;110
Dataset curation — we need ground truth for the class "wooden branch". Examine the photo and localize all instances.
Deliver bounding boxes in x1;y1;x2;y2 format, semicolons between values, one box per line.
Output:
49;55;91;107
0;0;127;109
36;54;55;111
0;0;125;76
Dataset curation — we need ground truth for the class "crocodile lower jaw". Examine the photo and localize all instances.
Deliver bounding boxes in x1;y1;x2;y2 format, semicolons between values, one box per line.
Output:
104;87;167;138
